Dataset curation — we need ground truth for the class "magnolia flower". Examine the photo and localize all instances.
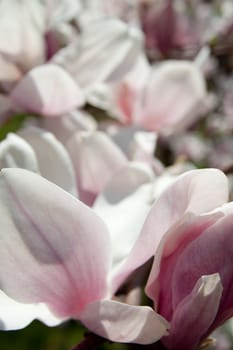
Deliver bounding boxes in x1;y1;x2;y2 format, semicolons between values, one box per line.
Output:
113;168;233;349
0;125;164;272
0;167;168;344
0;166;230;348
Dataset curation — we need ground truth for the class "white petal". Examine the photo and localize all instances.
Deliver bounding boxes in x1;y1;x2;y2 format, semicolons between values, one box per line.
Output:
80;299;169;344
19;126;77;196
94;162;153;270
0;133;38;172
53;18;143;89
0;291;61;330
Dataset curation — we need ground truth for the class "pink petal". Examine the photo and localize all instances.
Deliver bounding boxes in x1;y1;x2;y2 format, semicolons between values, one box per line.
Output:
136;61;207;132
111;54;150;124
141;0;176;55
170;210;233;330
10;64;84;116
162;274;223;350
147;211;223;319
67;131;127;204
112;168;228;292
0;169;111;318
19;126;77;196
80;299;169;344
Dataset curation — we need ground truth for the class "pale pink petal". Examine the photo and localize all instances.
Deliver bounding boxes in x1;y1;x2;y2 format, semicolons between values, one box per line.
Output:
0;291;61;330
93;162;153;270
10;64;84;116
67;131;127;204
162;274;223;350
19;126;77;196
110;54;150;123
80;299;169;344
0;169;111;318
0;0;46;70
0;133;38;172
136;61;207;133
112;169;228;292
53;18;143;89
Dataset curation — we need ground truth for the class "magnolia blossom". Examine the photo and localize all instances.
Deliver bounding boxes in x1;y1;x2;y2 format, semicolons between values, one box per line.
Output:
0;167;168;344
112;168;233;349
0;166;231;349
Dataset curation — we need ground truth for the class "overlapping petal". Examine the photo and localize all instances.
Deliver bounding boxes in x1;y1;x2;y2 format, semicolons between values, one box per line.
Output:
19;126;77;195
53;18;143;89
0;169;111;318
112;168;228;292
67;131;127;204
162;274;223;350
10;64;84;116
0;133;38;172
136;61;207;132
80;299;169;344
93;162;153;270
170;211;233;330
